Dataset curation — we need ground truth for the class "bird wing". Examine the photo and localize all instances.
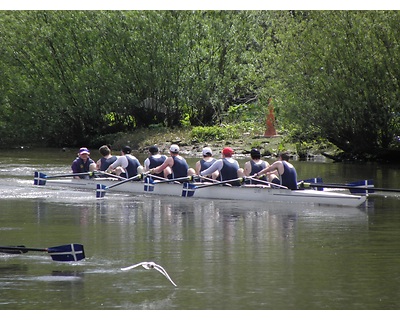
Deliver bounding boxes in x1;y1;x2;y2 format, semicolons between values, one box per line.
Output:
121;262;147;271
154;264;177;287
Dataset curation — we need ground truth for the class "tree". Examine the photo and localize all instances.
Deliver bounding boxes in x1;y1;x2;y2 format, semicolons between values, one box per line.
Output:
269;11;400;160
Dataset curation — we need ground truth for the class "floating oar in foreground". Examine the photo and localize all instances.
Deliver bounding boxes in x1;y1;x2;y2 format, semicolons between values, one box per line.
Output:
96;172;146;198
34;171;95;186
0;243;85;262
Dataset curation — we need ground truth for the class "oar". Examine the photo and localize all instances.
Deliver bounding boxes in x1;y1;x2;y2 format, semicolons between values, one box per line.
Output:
34;171;95;185
0;243;85;262
96;172;146;198
299;177;324;191
181;177;245;197
98;171;127;180
246;176;288;189
297;179;400;194
143;175;195;192
149;175;194;184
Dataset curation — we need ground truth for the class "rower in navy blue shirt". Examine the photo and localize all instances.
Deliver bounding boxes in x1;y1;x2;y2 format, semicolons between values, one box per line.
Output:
144;145;168;179
96;145;117;171
255;151;298;190
71;147;97;179
150;144;195;179
200;147;244;186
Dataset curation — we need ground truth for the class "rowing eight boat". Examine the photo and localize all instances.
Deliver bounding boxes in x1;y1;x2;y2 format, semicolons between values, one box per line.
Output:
34;173;367;207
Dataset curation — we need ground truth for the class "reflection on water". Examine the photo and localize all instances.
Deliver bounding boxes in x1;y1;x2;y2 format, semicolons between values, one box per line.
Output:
1;150;400;310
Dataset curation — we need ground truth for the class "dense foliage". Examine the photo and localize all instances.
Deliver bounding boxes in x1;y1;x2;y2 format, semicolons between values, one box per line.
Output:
0;11;399;160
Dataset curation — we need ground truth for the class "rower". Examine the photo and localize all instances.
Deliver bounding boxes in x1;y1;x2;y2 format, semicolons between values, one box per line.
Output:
107;146;143;179
244;148;270;184
199;147;244;186
144;145;168;179
150;144;195;179
254;151;298;190
96;145;117;172
71;147;97;179
195;147;218;181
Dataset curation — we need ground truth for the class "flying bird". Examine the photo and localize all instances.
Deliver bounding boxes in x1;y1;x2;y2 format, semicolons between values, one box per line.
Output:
121;261;177;287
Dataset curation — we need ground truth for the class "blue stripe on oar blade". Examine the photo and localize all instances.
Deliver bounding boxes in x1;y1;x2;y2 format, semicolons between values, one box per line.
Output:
47;244;85;262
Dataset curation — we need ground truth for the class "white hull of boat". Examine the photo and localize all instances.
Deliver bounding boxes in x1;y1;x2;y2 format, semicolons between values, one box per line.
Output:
40;178;367;207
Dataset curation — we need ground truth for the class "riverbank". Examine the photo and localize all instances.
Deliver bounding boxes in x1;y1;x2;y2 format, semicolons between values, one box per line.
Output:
105;127;335;161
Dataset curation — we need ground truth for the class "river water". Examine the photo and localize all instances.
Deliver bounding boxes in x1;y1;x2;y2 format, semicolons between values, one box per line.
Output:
1;148;400;313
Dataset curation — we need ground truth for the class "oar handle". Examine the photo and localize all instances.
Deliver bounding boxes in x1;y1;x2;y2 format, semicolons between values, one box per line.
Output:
106;173;143;189
152;175;194;184
194;177;245;189
246;176;288;189
45;172;95;179
0;245;46;252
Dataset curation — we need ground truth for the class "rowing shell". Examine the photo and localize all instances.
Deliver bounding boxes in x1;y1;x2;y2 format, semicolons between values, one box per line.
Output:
38;177;367;207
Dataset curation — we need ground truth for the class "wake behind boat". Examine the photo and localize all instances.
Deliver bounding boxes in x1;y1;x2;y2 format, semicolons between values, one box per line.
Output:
33;171;367;207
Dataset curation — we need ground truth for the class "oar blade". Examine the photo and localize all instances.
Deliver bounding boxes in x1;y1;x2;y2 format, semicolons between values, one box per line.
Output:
47;244;85;262
34;172;48;186
303;177;323;190
347;180;375;195
96;184;108;198
144;176;155;192
182;182;196;197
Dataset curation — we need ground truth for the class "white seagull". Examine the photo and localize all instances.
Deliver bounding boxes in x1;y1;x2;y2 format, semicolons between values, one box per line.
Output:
121;261;177;287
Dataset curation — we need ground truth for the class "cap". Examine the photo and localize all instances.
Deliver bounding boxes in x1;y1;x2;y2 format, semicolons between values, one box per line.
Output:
202;147;212;156
79;147;90;155
222;147;234;157
149;145;159;154
250;148;261;158
121;146;131;154
169;144;180;153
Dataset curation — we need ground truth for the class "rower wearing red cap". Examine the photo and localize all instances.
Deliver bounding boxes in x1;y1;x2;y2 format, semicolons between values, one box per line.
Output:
199;147;244;186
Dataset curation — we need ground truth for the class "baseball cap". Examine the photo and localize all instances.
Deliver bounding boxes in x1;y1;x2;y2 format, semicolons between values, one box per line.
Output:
169;144;180;153
202;147;212;156
149;145;159;154
222;147;234;157
79;147;90;155
121;146;131;154
250;148;261;158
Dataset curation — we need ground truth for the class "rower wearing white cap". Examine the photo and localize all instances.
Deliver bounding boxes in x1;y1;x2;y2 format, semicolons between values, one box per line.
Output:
150;144;195;179
195;147;218;180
